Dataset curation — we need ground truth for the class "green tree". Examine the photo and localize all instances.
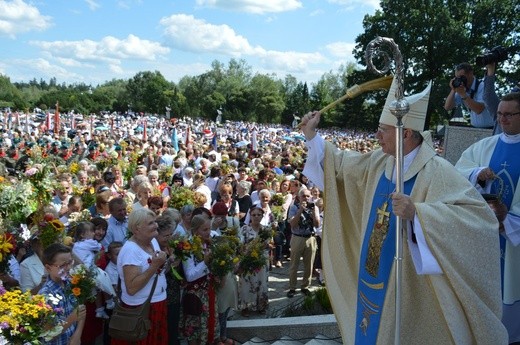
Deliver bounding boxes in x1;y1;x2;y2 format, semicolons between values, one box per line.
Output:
0;75;28;110
126;71;173;114
354;0;520;129
246;73;285;123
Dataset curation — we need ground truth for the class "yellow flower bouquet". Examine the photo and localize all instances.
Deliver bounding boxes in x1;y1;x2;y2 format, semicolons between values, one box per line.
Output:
209;235;240;279
0;287;63;344
168;235;204;280
238;237;268;276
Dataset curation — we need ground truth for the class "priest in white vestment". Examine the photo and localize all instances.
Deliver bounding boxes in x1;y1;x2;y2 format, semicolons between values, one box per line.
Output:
456;92;520;344
300;78;508;345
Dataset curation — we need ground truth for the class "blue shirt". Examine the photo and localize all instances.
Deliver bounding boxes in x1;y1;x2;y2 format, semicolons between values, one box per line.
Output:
39;279;77;345
455;77;495;128
101;216;128;248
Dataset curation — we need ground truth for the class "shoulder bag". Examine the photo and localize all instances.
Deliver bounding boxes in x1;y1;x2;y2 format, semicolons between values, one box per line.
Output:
108;273;159;341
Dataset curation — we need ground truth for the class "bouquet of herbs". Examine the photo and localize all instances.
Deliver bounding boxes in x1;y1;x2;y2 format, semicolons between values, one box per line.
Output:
67;210;92;232
258;226;275;243
23;161;54;207
0;179;36;227
73;185;96;209
169;235;204;262
238;237;268;276
67;264;97;306
0;286;64;344
37;214;66;249
209;235;240;279
270;192;285;207
168;186;197;210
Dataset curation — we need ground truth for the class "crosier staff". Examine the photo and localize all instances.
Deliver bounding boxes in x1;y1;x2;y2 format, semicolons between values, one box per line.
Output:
365;36;409;345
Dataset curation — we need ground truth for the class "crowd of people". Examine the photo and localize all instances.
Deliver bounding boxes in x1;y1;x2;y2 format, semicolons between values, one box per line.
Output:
0;66;519;345
0;112;364;345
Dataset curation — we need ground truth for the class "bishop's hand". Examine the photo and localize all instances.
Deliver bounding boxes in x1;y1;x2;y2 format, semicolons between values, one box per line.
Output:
300;111;320;141
390;193;416;220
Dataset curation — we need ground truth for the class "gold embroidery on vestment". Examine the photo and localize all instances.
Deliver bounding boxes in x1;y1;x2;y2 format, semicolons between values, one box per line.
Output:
365;201;390;277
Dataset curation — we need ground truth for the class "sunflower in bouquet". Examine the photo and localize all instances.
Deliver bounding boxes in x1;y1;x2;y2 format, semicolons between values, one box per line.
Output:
238;237;268;276
0;231;17;274
209;235;240;280
37;214;66;249
0;287;64;344
67;264;97;306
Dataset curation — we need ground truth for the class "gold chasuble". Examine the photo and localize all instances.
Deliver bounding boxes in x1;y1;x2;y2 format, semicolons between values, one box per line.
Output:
320;141;508;345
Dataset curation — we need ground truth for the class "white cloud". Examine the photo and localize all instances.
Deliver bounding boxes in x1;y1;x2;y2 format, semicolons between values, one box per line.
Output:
161;14;329;78
109;64;124;74
9;58;83;81
161;14;260;56
325;41;356;60
195;0;302;14
0;0;52;38
55;57;88;68
260;50;326;73
327;0;380;10
85;0;101;11
30;35;170;64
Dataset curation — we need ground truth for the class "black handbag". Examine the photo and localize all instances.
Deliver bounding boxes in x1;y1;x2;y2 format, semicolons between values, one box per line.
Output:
108;274;159;342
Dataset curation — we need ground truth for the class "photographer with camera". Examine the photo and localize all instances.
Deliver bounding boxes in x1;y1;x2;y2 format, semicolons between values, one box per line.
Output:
286;188;320;298
444;62;495;128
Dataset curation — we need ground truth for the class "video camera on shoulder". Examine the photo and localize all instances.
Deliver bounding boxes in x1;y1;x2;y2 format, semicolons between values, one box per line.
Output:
475;46;510;67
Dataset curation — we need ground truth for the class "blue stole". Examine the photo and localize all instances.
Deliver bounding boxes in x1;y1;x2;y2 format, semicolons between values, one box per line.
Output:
488;139;520;297
355;173;417;344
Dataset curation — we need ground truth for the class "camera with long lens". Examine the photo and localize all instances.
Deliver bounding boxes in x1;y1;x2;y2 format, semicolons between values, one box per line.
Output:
475;46;509;67
452;75;468;88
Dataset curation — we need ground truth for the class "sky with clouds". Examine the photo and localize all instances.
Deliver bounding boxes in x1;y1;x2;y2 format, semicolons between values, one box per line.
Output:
0;0;379;86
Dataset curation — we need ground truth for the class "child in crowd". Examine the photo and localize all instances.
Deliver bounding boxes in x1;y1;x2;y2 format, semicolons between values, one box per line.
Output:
39;243;86;345
72;221;115;319
104;241;122;292
59;195;83;227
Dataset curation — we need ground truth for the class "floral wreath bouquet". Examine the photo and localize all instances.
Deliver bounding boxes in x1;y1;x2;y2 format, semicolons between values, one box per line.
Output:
237;237;268;276
168;235;204;280
0;285;64;344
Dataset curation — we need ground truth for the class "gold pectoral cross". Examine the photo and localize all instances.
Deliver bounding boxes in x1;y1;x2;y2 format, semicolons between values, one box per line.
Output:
365;201;390;277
